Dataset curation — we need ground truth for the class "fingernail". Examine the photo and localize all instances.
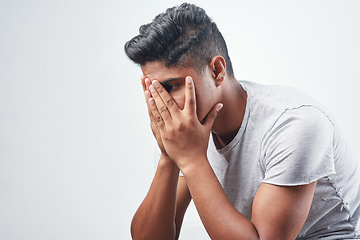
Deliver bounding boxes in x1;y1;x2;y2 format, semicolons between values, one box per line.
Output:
149;85;155;92
186;77;192;84
144;91;150;99
152;80;159;88
216;104;223;112
149;98;155;105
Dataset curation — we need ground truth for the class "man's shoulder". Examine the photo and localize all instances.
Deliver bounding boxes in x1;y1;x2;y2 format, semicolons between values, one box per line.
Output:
238;80;336;142
240;80;313;104
240;80;329;117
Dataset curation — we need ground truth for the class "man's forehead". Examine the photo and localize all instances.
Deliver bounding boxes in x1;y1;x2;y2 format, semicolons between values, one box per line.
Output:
141;61;195;82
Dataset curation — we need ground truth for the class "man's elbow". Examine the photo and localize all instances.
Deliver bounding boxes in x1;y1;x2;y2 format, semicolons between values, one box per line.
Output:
130;219;176;240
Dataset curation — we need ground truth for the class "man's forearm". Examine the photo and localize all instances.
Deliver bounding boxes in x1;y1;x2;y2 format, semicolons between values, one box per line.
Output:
182;157;259;240
131;155;179;240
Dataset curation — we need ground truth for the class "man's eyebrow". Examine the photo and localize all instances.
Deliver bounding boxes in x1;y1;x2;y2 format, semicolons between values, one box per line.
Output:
160;77;183;86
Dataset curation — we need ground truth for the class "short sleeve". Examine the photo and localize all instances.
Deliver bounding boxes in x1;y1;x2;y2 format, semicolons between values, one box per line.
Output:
261;106;336;186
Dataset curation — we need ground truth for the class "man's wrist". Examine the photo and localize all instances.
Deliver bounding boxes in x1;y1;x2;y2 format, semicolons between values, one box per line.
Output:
177;155;209;177
158;153;179;173
160;151;171;161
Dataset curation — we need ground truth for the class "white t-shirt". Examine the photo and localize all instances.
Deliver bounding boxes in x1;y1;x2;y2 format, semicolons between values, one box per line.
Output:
155;81;360;239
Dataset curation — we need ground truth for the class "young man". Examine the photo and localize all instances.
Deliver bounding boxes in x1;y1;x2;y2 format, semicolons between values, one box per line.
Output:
125;3;360;240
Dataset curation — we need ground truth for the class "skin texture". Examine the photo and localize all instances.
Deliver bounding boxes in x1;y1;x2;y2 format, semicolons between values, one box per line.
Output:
131;57;317;240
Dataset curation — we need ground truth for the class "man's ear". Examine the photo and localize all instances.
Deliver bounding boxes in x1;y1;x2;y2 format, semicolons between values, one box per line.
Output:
210;56;226;87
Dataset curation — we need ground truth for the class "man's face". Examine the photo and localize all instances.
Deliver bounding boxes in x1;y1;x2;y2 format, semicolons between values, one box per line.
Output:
141;61;220;122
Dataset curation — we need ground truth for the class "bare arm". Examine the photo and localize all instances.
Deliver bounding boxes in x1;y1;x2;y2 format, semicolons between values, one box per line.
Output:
130;158;192;240
175;177;192;239
131;155;178;239
252;182;316;239
182;159;316;239
131;77;192;239
147;76;317;239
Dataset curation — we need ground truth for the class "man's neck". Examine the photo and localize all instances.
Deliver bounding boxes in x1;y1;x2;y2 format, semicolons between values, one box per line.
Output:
211;77;247;149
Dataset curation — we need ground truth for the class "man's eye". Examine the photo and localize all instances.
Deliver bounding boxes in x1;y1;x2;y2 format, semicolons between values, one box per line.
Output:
164;84;178;92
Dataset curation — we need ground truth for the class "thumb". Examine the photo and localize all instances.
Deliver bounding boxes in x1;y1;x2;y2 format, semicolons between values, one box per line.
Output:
202;103;223;129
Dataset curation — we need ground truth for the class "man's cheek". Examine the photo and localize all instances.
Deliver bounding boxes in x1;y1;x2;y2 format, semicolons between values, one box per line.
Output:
172;95;185;110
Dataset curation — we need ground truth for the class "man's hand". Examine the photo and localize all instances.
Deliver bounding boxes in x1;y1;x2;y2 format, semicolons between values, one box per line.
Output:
141;76;169;158
147;76;223;171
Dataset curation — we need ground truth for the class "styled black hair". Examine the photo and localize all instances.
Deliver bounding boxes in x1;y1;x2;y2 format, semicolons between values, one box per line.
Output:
124;3;234;76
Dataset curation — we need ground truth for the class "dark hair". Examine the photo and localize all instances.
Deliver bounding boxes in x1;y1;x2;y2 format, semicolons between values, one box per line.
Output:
124;3;234;76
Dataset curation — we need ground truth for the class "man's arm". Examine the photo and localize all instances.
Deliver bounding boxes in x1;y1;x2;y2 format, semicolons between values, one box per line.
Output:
252;182;316;239
147;76;317;239
130;156;192;240
182;158;316;239
175;176;192;239
131;77;192;239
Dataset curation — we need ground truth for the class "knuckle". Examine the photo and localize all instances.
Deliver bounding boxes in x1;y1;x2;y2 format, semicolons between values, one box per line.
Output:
156;116;163;123
177;122;186;131
166;99;174;108
187;117;196;125
159;106;167;113
151;92;158;98
157;87;164;94
150;104;158;112
188;98;195;105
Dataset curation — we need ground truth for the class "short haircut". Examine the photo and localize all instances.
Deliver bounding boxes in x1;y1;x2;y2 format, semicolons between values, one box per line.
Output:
124;3;234;76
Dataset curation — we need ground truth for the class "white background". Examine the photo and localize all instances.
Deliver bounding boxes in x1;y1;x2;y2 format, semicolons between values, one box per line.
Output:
0;1;359;239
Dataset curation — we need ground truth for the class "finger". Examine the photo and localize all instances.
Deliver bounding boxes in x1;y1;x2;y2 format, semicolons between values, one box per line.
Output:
145;77;152;91
184;76;196;115
152;80;179;116
144;78;163;124
142;78;155;119
149;82;172;123
141;76;146;91
202;103;223;130
148;96;165;129
144;90;156;121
